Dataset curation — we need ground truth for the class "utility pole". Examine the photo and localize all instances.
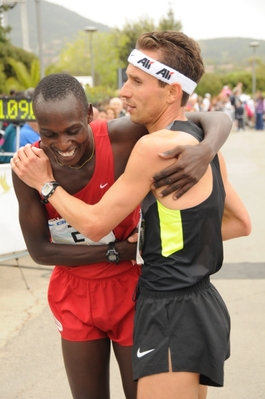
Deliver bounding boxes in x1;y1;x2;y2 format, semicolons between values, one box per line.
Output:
249;41;260;99
35;0;44;78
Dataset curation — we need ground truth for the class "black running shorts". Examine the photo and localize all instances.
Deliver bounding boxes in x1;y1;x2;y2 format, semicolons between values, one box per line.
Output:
132;277;230;386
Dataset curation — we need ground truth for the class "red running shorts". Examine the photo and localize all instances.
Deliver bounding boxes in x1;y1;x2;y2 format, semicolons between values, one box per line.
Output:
48;264;141;345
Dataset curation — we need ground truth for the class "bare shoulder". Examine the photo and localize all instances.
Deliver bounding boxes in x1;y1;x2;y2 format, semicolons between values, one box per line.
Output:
107;116;147;144
135;128;199;153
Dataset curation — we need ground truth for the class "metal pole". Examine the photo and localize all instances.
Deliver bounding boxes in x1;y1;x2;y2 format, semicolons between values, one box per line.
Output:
252;47;256;99
84;26;97;87
20;0;31;52
35;0;44;79
249;42;259;99
89;33;94;87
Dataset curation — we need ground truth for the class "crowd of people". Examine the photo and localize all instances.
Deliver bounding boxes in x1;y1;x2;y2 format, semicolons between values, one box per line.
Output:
92;81;265;133
184;82;265;131
1;78;265;165
92;96;127;121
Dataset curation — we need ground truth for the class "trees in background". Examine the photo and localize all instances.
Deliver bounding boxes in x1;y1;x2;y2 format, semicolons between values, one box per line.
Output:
0;5;264;102
110;9;182;69
0;5;37;94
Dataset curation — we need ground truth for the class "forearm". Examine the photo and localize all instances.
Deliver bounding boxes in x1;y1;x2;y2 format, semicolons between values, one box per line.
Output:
221;184;252;241
26;238;137;266
188;111;232;159
46;186;103;239
222;216;251;241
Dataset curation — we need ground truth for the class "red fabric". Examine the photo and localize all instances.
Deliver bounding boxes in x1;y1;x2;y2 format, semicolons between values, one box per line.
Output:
48;265;141;343
34;120;140;278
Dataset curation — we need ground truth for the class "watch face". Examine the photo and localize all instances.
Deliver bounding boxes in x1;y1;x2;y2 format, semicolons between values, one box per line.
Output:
109;254;117;261
42;182;53;196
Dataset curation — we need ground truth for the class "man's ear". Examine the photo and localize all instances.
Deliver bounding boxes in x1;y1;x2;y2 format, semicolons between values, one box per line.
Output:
88;103;93;123
168;83;182;104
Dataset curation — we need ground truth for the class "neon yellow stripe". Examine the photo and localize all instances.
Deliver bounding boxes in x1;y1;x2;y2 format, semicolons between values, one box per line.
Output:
157;201;184;257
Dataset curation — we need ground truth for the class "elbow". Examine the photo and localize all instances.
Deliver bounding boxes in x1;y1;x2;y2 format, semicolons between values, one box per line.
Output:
27;248;54;265
81;221;108;243
222;214;252;240
241;217;252;237
223;111;233;125
234;217;252;238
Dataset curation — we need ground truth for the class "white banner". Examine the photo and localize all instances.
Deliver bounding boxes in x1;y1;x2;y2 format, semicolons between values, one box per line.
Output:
0;164;26;256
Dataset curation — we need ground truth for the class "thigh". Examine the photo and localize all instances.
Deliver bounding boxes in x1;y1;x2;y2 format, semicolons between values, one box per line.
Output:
137;371;200;399
62;337;111;399
199;385;207;399
112;342;137;399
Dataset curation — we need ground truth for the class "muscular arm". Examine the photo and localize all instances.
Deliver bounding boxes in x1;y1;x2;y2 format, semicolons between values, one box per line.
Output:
12;171;137;266
218;152;252;240
152;112;232;198
11;131;198;242
11;135;251;245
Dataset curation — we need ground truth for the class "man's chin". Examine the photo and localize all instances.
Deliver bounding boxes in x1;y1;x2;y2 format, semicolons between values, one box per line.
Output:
129;115;142;125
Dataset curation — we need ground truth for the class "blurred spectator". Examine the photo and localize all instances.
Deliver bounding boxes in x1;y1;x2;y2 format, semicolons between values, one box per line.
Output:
13;121;40;151
244;96;255;127
220;85;232;98
109;97;126;117
222;94;233;120
98;108;107;120
105;105;117;120
230;82;243;110
202;93;211;111
233;82;243;97
234;99;245;131
92;106;100;120
255;90;265;130
210;95;223;112
0;128;4;145
0;123;17;163
185;93;200;112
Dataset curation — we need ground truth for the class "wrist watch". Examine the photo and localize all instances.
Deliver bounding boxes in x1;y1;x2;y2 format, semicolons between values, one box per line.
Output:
106;242;120;264
41;181;60;204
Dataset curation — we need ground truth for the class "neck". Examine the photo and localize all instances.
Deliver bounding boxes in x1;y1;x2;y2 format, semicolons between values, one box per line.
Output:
147;107;187;134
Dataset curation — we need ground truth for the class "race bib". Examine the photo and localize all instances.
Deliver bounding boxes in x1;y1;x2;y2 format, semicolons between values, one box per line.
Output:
48;218;116;245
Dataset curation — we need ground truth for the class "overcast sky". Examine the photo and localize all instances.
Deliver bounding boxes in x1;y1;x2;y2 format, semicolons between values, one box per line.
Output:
47;0;265;41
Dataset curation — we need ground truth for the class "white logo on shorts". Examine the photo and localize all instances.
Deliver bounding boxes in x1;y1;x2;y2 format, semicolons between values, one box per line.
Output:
54;317;63;332
137;348;155;358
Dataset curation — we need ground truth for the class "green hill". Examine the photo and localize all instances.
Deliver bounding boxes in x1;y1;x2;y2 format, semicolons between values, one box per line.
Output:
5;0;265;69
198;38;265;68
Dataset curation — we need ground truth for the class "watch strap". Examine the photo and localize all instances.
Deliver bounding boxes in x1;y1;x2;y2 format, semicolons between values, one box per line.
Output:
106;241;120;264
41;181;60;204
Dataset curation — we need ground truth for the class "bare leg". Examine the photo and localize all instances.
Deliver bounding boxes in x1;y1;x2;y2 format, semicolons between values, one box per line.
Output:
199;385;208;399
112;341;137;399
137;372;200;399
136;348;202;399
62;337;111;399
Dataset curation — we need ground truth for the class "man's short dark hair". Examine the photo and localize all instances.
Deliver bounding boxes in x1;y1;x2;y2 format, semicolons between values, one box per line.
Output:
33;73;89;115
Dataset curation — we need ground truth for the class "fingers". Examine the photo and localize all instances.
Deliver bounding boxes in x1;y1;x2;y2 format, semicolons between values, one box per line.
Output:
127;232;138;243
172;184;192;199
151;171;181;189
157;147;183;159
12;145;46;167
157;183;179;198
158;181;193;200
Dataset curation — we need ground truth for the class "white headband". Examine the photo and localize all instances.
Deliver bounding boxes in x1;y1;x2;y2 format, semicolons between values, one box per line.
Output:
128;49;197;95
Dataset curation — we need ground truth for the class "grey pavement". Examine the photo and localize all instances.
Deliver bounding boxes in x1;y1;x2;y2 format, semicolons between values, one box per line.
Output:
0;128;265;399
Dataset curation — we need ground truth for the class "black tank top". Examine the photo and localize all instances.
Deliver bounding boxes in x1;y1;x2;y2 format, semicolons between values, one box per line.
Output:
139;120;225;291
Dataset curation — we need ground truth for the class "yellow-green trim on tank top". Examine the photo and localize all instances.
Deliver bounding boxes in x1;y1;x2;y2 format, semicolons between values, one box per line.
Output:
157;201;184;257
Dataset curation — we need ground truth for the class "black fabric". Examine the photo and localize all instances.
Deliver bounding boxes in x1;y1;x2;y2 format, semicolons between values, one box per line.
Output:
140;120;225;291
132;279;230;386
